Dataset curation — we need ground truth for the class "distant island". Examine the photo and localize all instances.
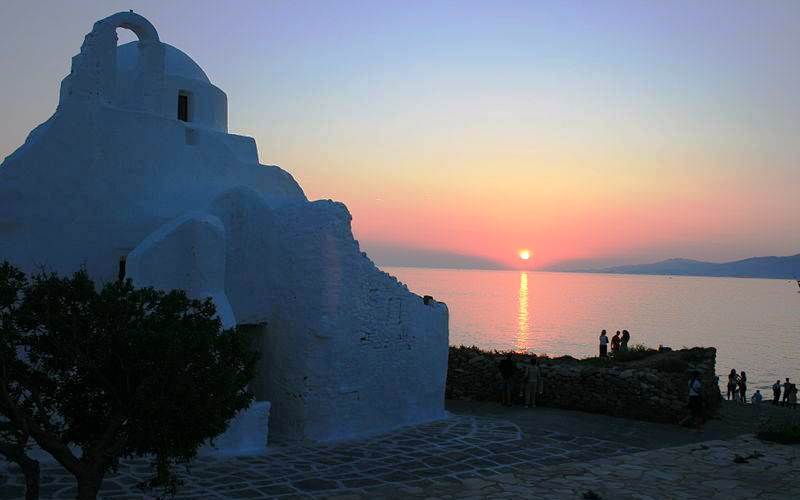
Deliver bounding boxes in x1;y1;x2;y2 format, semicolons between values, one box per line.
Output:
563;254;800;280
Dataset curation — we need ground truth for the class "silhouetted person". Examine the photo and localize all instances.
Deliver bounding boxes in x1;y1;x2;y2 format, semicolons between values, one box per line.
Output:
783;378;792;406
726;369;739;401
599;330;609;358
522;356;543;408
788;382;798;410
773;380;782;405
498;353;516;407
611;331;621;355
680;371;704;430
621;329;630;352
738;371;747;403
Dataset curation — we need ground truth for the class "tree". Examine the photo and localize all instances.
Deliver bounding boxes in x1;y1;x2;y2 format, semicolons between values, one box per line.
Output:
0;262;40;500
0;262;258;499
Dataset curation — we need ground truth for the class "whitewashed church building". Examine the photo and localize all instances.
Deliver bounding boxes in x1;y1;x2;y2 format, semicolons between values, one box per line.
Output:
0;12;448;447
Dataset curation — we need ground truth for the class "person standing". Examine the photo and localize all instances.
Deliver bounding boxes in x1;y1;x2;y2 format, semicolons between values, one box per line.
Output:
599;330;609;358
738;371;748;403
726;369;739;401
789;382;798;410
611;331;621;356
773;380;782;405
783;378;792;407
621;329;630;352
680;371;704;430
522;356;543;408
498;353;517;407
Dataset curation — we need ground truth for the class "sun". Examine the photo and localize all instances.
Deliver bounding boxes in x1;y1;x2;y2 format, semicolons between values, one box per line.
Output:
518;249;531;260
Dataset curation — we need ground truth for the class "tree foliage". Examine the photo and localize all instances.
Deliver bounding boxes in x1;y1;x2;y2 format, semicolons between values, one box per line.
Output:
0;262;41;500
0;262;258;499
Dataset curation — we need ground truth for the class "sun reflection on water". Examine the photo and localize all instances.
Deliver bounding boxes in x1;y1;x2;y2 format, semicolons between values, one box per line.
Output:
515;271;530;351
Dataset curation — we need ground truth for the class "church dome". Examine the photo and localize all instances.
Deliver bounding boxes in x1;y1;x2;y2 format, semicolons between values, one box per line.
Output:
116;41;210;83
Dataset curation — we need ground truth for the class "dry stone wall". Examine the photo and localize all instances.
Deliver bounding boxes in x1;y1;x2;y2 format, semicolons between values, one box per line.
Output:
447;346;720;424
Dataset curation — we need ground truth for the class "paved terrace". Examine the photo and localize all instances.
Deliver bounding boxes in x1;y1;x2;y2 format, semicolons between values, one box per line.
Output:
1;401;797;499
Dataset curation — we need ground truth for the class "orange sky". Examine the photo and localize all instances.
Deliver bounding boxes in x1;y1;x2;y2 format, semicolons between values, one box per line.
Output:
287;123;799;269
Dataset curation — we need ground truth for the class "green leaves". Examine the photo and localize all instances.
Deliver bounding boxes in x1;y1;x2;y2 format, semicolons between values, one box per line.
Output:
0;261;258;497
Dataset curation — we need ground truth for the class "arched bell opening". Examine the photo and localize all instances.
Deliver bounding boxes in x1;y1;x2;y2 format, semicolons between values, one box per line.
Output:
102;11;161;44
61;11;165;113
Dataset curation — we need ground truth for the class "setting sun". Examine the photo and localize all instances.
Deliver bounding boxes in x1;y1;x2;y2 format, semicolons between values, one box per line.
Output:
518;249;531;260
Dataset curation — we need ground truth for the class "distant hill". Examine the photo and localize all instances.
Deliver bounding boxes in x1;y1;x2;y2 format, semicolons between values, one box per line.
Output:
575;254;800;279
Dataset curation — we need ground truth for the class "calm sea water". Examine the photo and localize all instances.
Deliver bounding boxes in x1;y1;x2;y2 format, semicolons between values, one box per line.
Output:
385;267;800;393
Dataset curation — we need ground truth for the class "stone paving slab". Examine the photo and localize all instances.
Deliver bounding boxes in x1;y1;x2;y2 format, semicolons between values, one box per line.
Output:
434;435;800;500
0;415;644;499
353;434;799;500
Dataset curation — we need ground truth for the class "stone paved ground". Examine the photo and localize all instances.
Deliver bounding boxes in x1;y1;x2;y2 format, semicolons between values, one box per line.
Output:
1;415;643;499
388;435;800;500
1;402;798;499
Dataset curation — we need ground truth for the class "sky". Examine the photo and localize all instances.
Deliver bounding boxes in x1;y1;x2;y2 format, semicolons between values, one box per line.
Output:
0;1;798;270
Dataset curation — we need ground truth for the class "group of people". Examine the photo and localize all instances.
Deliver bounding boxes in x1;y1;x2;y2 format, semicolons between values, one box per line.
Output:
497;354;544;408
771;378;798;409
726;369;749;402
598;329;631;357
726;369;797;409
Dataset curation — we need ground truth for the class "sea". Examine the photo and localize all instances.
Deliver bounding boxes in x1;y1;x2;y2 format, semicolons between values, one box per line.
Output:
384;267;800;394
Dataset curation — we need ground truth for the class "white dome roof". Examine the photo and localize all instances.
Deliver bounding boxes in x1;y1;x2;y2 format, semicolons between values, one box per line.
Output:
116;42;210;83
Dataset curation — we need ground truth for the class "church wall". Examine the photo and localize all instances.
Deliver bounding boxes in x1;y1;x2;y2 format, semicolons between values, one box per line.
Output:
208;188;449;442
253;200;449;442
112;70;227;131
126;212;237;329
0;102;305;285
222;134;260;164
159;74;228;132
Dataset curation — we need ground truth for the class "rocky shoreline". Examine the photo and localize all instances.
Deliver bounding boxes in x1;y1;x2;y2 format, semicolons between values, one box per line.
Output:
446;345;720;424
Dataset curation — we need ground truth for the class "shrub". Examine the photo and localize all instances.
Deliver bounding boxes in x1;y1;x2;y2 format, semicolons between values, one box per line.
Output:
0;262;258;499
757;423;800;445
614;344;658;362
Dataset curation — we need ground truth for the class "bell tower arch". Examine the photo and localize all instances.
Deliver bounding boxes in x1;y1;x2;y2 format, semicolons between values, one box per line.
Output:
62;11;165;113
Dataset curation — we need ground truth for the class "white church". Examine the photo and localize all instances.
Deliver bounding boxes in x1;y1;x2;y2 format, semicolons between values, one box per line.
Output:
0;12;449;447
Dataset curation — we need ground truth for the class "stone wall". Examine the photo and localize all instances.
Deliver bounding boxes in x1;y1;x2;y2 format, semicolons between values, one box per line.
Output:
447;346;720;424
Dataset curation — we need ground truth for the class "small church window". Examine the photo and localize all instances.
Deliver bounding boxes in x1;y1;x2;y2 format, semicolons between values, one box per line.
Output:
178;93;189;122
